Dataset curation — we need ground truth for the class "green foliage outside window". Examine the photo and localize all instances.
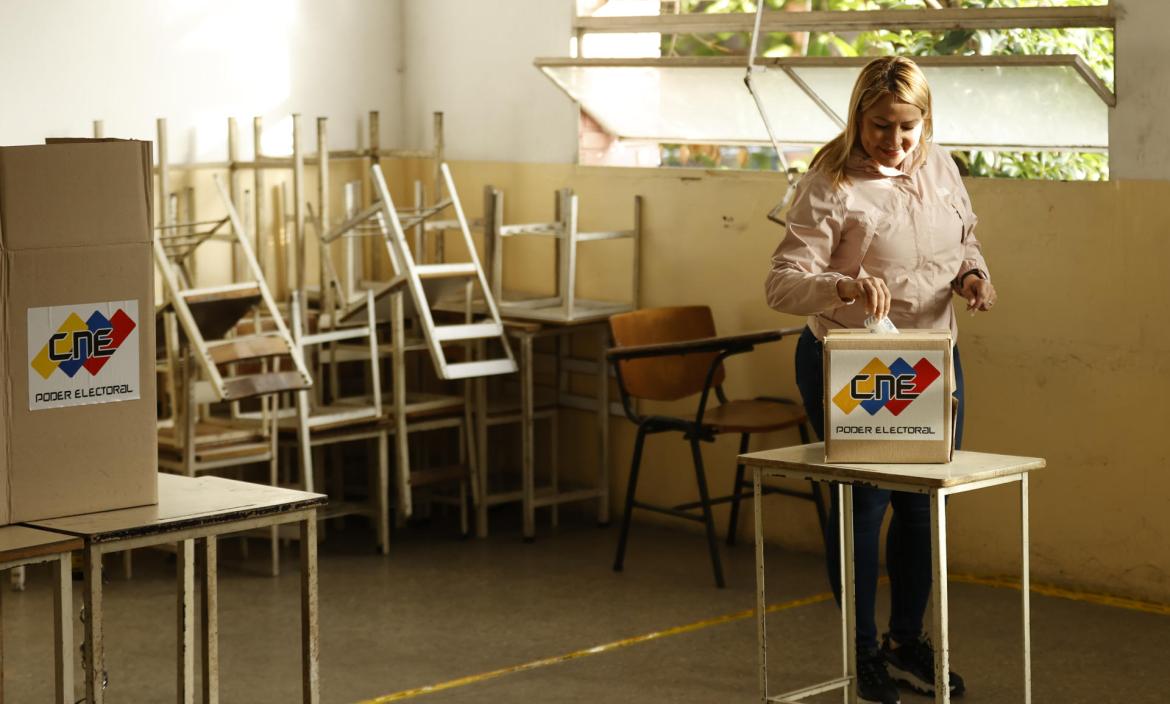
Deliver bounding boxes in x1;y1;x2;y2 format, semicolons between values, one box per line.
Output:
660;0;1112;180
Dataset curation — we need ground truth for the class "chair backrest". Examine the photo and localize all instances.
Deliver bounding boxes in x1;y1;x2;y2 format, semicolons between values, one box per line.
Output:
609;306;725;402
291;289;382;423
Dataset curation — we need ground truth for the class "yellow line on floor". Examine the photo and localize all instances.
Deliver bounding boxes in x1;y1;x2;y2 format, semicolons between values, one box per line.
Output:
358;574;1169;703
950;573;1170;617
356;591;836;703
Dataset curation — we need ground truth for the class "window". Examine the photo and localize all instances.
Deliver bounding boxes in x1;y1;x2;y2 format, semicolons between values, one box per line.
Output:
544;0;1115;179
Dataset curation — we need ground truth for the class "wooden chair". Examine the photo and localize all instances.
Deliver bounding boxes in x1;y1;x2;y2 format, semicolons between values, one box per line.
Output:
607;306;822;588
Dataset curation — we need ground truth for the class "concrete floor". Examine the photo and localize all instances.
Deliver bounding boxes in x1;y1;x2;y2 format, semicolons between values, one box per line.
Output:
2;509;1167;703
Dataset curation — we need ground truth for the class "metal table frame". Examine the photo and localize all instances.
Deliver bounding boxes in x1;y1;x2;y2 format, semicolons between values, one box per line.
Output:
28;474;326;704
742;443;1044;704
0;526;81;704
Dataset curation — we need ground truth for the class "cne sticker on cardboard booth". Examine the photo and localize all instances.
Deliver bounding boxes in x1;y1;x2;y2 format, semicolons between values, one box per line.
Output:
823;329;955;464
827;348;947;442
27;300;141;410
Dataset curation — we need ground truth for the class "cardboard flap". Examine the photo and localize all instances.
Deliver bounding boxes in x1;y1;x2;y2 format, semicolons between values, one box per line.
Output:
825;329;953;346
0;141;152;250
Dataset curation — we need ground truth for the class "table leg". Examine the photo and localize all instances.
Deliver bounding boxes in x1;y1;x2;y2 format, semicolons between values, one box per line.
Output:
1;564;5;704
475;342;489;539
377;433;391;555
391;291;410;522
556;334;569;530
83;545;104;704
521;334;535;541
52;553;73;704
842;484;857;704
753;467;768;702
270;398;282;578
296;390;315;493
178;540;196;704
596;325;610;526
199;537;219;704
930;491;951;704
300;516;320;704
1021;475;1031;704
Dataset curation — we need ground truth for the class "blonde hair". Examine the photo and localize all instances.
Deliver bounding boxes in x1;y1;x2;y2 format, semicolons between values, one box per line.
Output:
808;56;934;187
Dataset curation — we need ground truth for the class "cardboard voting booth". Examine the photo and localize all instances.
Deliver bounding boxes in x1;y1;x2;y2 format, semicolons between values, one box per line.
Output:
823;329;955;464
0;139;158;524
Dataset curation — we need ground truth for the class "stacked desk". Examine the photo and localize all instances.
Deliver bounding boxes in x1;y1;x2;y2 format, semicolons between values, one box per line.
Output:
443;298;619;540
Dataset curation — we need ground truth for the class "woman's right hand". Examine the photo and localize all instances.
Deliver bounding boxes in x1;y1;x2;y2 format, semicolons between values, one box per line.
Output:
837;277;891;319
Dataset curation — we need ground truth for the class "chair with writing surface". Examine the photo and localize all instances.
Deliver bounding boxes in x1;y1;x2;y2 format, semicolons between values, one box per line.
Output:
607;306;825;588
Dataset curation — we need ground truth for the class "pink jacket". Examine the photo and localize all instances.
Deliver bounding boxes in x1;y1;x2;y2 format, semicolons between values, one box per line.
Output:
765;143;989;341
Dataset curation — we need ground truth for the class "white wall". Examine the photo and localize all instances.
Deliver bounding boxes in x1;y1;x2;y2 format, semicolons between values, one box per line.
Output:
0;0;404;161
2;1;1160;171
1110;0;1170;179
400;0;578;163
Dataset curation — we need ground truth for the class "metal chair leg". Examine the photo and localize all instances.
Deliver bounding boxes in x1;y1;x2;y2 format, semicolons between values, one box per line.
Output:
613;425;647;573
689;438;726;588
726;433;751;546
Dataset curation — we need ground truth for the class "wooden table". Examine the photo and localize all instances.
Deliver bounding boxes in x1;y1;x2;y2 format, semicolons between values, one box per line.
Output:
739;443;1045;704
28;474;326;704
0;526;81;704
475;314;615;540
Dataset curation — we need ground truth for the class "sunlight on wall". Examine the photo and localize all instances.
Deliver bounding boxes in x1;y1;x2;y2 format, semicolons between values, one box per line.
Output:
174;0;295;160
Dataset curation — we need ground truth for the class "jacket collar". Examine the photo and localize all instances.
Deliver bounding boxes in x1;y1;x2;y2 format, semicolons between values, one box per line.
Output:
846;145;926;178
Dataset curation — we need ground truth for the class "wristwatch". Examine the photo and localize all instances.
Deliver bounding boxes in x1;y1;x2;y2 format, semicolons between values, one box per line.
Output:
957;269;986;287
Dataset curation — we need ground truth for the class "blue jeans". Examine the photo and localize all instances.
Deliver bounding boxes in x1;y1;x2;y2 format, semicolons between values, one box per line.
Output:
794;326;965;650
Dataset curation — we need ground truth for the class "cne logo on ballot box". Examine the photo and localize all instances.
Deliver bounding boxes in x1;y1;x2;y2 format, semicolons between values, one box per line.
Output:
27;301;140;411
831;356;941;417
823;330;955;463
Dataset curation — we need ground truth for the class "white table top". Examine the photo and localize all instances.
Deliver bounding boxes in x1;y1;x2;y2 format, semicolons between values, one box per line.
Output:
739;443;1045;490
0;525;82;563
26;474;325;543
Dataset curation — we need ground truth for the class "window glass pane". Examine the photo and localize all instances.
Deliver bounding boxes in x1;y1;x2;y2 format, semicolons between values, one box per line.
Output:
540;58;1109;151
540;65;839;144
791;63;1108;150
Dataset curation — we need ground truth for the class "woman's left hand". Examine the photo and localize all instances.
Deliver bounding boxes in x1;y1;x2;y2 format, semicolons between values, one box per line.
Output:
961;277;997;313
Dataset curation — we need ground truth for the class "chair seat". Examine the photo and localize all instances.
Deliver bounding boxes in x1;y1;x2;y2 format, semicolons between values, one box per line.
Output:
703;400;806;434
384;392;467;421
276;402;383;435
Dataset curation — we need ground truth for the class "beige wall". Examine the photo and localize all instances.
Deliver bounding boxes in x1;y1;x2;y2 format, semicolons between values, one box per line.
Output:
176;155;1168;603
414;159;1170;604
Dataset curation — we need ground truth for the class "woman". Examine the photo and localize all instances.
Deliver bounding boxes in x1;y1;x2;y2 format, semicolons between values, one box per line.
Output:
765;56;996;704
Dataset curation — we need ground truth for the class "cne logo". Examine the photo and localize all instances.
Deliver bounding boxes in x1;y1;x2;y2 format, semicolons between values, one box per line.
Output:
30;308;136;380
832;356;940;417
